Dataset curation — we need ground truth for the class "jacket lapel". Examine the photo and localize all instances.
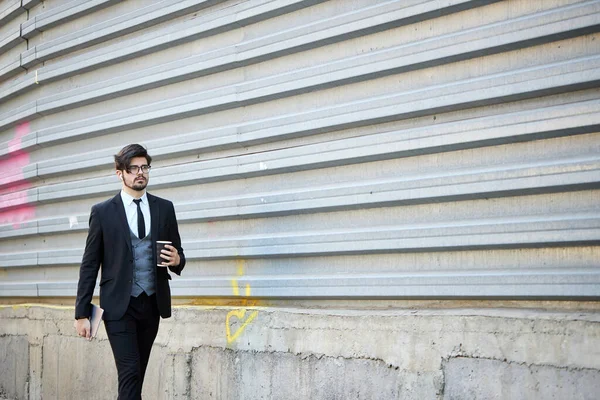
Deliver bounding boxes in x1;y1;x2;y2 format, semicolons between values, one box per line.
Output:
149;193;159;266
112;192;132;253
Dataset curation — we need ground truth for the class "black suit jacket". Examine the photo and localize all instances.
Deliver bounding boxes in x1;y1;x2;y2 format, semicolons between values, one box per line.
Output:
75;192;186;321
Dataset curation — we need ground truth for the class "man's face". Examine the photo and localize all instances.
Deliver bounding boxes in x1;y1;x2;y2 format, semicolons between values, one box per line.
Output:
118;156;150;192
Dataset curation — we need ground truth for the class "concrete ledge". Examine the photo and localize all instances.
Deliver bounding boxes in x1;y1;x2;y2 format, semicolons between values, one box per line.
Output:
26;1;600;121
1;0;324;100
0;219;37;239
19;46;35;69
0;305;599;398
2;52;597;162
443;357;600;400
1;211;599;267
0;335;29;400
0;71;34;104
29;56;600;155
4;272;600;298
0;100;39;132
20;0;222;69
6;97;593;184
1;151;598;238
0;251;37;267
0;163;36;188
0;0;23;28
21;0;41;10
2;256;600;297
41;333;180;399
0;0;489;107
0;0;591;131
192;347;415;399
0;187;37;212
0;55;22;83
0;27;23;55
40;335;116;399
0;282;96;297
0;97;596;206
0;282;38;296
21;0;123;39
179;212;600;258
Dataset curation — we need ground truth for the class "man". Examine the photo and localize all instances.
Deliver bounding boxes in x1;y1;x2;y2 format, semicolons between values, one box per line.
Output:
74;144;185;399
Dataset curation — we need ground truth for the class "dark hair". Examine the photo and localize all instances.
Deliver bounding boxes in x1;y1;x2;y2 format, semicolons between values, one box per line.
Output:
114;144;152;170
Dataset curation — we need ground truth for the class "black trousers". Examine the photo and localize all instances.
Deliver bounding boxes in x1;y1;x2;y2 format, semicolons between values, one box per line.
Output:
105;292;160;400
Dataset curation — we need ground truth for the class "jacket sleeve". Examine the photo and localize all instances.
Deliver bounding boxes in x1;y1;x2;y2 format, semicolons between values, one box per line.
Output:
167;201;186;276
74;205;103;319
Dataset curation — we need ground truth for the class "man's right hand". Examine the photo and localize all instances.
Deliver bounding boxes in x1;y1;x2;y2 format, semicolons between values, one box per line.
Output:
74;318;91;340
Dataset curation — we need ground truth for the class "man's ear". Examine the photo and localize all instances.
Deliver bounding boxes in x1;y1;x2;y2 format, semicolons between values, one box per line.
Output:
116;171;123;181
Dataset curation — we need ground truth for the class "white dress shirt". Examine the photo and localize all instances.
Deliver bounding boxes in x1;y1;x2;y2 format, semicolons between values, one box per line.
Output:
120;190;151;238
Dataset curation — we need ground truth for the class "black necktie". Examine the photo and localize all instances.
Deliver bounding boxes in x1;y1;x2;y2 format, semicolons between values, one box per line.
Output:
133;199;145;239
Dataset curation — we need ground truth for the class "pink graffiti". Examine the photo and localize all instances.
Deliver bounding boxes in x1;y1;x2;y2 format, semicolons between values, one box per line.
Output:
0;122;35;228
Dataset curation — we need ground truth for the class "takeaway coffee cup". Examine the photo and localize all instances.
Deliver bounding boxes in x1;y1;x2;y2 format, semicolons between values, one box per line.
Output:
156;241;172;267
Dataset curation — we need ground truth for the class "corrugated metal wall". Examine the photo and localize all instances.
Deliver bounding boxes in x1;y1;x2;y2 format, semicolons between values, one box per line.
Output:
1;0;599;299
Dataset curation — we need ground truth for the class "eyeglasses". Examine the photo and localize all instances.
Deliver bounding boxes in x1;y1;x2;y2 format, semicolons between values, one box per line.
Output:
125;165;151;174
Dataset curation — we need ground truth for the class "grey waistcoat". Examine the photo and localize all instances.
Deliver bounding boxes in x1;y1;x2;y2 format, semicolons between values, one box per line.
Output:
130;229;155;297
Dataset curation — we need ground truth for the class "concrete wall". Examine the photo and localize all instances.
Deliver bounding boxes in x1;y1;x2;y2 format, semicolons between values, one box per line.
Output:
1;303;600;399
1;0;600;398
1;0;599;299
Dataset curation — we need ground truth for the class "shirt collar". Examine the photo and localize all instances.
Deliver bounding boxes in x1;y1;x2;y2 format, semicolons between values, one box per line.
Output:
120;190;148;206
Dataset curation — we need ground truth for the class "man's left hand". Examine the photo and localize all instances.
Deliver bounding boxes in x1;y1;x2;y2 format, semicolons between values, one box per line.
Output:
159;244;180;267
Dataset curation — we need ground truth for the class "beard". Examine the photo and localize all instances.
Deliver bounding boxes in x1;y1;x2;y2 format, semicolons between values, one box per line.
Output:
125;176;148;191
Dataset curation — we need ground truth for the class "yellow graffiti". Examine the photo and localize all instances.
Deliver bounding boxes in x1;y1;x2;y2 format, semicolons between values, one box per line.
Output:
231;279;239;296
226;308;258;344
225;260;258;344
